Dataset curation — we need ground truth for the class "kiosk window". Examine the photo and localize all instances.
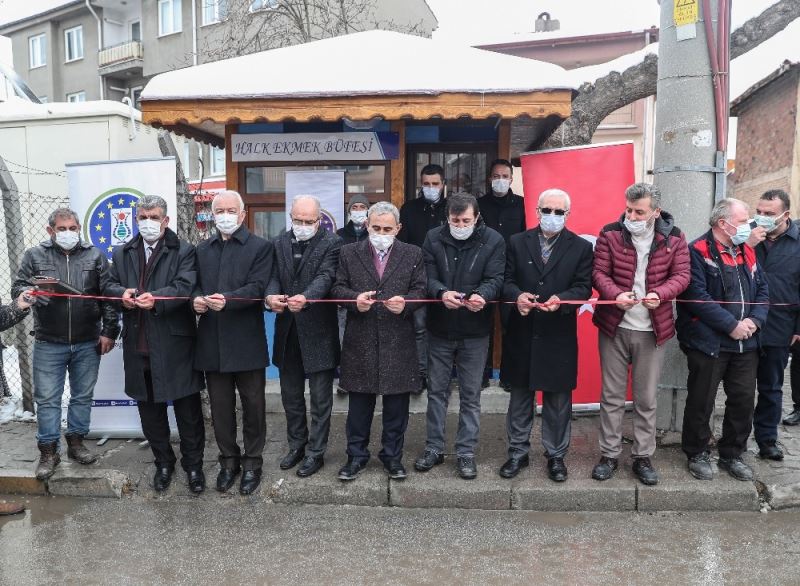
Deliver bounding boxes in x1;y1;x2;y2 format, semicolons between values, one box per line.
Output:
244;164;387;196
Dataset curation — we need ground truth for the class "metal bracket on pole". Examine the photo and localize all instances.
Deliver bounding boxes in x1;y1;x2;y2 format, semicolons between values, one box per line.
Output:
652;165;725;174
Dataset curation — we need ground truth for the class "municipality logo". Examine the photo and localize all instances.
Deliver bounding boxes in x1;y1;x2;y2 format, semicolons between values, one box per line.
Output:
83;188;145;259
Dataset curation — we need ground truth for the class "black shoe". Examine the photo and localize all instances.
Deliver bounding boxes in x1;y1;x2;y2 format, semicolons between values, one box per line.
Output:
591;456;618;481
239;469;262;495
481;376;490;389
187;469;205;494
279;448;305;470
336;385;348;395
718;456;754;481
384;460;407;480
153;465;174;492
414;449;444;472
758;441;784;461
457;456;477;480
216;467;240;492
688;451;713;480
499;454;529;479
338;458;367;481
632;457;659;486
783;409;800;426
547;457;567;482
296;455;324;478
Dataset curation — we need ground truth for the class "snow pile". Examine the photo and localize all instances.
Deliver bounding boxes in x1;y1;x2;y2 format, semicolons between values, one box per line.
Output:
0;396;35;425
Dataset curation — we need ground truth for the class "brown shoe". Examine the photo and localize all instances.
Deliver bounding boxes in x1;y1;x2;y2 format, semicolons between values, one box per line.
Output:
65;433;97;465
35;441;61;480
0;501;25;516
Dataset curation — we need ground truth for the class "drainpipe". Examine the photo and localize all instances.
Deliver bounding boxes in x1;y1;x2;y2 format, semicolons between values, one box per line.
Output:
191;0;198;66
85;0;104;99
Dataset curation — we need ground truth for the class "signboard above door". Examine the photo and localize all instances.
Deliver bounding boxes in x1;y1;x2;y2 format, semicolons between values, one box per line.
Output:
231;132;400;162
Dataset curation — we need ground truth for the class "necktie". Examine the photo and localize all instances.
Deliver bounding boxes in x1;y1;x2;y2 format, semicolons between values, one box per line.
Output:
146;245;154;262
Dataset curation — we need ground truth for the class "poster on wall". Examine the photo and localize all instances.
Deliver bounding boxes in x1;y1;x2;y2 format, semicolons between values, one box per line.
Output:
284;170;346;233
66;157;177;437
520;142;635;407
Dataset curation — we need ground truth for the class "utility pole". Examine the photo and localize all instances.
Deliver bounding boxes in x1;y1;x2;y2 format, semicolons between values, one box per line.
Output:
653;0;726;431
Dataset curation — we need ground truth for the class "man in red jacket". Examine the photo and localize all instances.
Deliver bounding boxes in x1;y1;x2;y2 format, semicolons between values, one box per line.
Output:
591;183;691;485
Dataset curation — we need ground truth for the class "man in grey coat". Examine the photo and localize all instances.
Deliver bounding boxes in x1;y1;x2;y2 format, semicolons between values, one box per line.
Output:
332;202;427;481
106;195;205;493
266;195;342;478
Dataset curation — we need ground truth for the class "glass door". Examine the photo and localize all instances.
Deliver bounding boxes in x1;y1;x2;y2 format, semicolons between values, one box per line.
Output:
406;143;496;202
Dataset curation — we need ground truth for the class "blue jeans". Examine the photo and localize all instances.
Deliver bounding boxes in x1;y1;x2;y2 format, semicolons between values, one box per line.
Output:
33;340;100;445
754;345;790;445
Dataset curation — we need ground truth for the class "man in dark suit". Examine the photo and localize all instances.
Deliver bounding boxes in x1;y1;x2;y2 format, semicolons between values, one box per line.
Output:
266;195;342;478
193;190;272;496
331;202;427;481
500;189;593;482
106;195;205;493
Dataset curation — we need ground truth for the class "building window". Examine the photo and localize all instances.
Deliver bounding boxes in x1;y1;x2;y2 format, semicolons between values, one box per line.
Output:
64;26;84;62
203;0;227;24
158;0;182;36
29;34;47;69
250;0;279;11
67;91;86;103
210;146;226;176
130;21;141;41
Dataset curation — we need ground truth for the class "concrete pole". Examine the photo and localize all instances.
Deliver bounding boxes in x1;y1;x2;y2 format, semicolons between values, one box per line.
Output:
653;0;722;431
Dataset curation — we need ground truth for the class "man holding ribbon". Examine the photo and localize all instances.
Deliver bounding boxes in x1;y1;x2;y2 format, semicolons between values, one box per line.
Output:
12;208;118;480
677;198;769;482
266;195;341;479
591;183;690;486
499;189;593;482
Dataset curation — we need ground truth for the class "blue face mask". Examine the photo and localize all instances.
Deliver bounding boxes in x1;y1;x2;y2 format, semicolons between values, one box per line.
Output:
726;221;752;246
540;213;565;234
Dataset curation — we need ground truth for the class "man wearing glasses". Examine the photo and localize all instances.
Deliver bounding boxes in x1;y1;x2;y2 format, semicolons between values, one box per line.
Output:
499;189;593;482
266;195;342;479
415;193;505;480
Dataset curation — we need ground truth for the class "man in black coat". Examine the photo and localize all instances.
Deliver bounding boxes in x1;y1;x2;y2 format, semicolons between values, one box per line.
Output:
193;190;272;496
106;195;205;493
398;163;448;393
331;202;427;481
478;159;528;388
266;195;342;478
414;193;505;480
499;189;593;482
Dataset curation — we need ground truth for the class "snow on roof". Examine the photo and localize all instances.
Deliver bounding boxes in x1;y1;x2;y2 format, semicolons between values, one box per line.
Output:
467;26;657;48
141;30;576;102
0;0;81;28
562;42;659;87
0;97;141;123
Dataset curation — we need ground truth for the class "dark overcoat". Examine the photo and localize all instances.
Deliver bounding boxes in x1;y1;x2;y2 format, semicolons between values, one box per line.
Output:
105;229;203;402
267;229;342;374
193;225;272;373
500;227;593;393
331;240;426;395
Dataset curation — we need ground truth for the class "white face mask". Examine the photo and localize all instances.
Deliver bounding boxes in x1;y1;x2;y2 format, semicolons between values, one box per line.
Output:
450;224;475;241
422;186;441;203
54;230;80;251
350;210;368;225
215;213;241;236
138;219;163;243
491;179;511;195
624;212;656;237
293;223;317;242
369;233;395;252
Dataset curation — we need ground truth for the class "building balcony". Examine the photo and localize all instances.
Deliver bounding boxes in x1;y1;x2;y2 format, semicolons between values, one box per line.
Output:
98;41;143;76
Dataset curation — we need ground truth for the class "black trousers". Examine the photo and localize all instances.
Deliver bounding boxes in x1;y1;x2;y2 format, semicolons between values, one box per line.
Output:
137;368;205;472
346;392;410;464
681;348;758;459
791;344;800;410
206;369;266;471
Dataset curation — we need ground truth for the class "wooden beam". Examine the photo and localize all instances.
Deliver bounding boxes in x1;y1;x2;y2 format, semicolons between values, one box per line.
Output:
390;120;406;209
142;90;573;127
225;124;239;193
497;119;511;161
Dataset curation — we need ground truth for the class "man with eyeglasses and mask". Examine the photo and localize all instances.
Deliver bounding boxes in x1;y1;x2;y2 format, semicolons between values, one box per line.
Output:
414;192;505;480
13;207;118;480
742;189;800;459
194;190;272;495
266;195;342;479
677;198;769;482
591;183;690;486
398;164;448;394
499;189;594;482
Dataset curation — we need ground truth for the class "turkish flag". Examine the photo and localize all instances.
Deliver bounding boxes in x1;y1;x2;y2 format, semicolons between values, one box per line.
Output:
520;142;635;405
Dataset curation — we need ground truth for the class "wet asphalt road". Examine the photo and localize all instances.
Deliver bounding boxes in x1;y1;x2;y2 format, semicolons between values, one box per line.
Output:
1;496;799;585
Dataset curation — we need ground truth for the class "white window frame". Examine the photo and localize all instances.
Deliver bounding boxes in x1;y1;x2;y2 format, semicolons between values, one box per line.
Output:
29;34;47;69
130;20;142;42
210;146;226;176
158;0;183;36
202;0;226;25
66;91;86;103
250;0;279;11
64;25;84;63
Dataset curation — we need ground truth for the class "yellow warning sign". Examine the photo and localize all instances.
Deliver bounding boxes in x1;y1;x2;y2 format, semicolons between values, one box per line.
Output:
674;0;699;27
